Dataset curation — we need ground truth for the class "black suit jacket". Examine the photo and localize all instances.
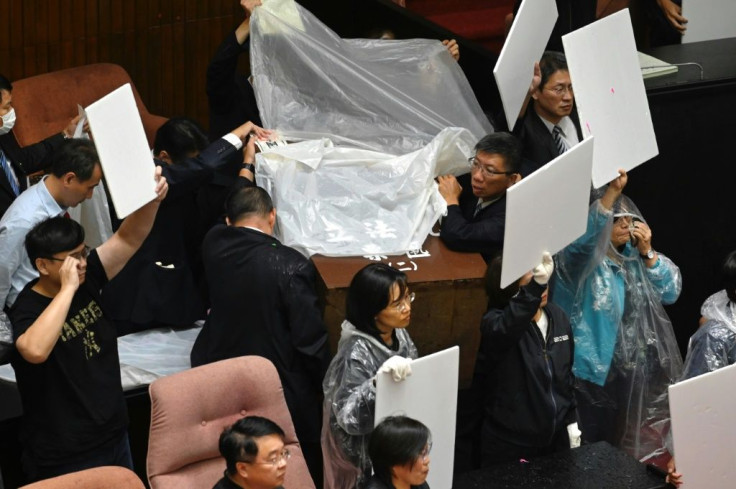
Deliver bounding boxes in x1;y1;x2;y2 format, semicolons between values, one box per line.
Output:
102;138;242;335
514;105;583;177
191;224;330;444
0;131;64;218
440;173;507;262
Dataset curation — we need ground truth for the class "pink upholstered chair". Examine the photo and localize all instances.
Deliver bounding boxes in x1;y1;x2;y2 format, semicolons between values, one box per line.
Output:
146;356;315;489
10;63;167;147
18;466;145;489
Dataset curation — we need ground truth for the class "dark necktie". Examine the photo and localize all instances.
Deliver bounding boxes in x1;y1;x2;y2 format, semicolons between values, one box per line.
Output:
553;125;567;156
0;150;20;196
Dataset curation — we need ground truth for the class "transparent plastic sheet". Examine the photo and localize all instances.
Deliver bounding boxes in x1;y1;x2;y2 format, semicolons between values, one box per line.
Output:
250;0;493;155
0;324;201;390
552;194;683;462
255;127;475;257
681;290;736;380
321;320;418;489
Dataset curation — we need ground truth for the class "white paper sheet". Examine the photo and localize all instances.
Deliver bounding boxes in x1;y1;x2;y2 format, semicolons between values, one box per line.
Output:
682;0;736;44
500;137;594;288
85;83;157;219
375;346;459;489
562;9;658;188
669;363;736;489
493;0;558;131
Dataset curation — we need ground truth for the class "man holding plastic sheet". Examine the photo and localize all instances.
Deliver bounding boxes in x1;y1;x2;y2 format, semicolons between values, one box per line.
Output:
191;137;329;486
437;132;522;263
8;170;167;482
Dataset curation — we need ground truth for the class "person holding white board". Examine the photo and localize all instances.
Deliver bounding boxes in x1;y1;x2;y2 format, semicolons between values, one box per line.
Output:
322;263;419;489
551;170;683;463
475;252;578;466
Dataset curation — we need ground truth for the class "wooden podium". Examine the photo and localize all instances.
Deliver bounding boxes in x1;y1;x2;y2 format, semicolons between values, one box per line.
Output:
312;236;487;387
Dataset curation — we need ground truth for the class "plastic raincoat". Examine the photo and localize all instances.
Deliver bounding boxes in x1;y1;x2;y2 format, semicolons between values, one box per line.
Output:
552;195;683;462
321;320;418;489
681;290;736;380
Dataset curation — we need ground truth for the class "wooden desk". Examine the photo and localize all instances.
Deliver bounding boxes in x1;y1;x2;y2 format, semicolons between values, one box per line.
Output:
312;236;487;387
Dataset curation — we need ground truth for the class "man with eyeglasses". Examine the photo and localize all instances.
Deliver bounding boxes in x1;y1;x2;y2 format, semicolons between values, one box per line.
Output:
437;132;522;262
0;139;103;364
215;416;291;489
7;171;167;482
191;153;329;486
513;51;582;175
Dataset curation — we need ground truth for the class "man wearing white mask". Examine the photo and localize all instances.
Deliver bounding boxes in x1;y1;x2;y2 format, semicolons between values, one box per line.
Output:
0;74;79;218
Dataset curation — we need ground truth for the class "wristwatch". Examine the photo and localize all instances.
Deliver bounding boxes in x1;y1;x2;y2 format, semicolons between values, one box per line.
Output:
640;249;655;260
241;162;255;173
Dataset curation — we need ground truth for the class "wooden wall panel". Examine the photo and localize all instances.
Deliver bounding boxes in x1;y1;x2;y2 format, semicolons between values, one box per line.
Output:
0;0;245;133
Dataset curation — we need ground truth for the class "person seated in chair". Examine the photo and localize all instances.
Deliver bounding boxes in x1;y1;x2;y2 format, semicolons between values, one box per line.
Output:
437;132;522;262
214;416;290;489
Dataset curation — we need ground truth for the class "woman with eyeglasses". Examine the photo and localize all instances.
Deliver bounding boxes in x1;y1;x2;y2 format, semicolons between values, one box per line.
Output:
322;263;419;489
366;416;431;489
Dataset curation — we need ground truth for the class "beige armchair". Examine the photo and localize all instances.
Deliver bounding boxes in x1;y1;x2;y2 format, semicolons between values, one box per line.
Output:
19;466;144;489
146;355;315;489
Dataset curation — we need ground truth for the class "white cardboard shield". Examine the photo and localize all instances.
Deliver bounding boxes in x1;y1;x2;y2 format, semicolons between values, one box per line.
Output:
500;137;594;288
682;0;736;43
375;346;459;489
562;9;658;189
493;0;558;131
669;362;736;488
85;83;157;219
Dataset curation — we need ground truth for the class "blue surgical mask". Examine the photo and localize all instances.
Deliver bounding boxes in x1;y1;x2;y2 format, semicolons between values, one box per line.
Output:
0;108;16;136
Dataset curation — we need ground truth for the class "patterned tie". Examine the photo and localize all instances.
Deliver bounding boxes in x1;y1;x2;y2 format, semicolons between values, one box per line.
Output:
0;150;20;196
473;201;483;218
552;125;567;156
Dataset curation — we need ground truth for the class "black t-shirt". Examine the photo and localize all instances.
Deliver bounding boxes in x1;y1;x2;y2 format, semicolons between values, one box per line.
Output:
9;250;128;465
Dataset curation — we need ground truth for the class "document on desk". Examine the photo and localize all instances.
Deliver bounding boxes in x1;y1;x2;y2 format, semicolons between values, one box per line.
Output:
563;9;658;188
493;0;558;131
85;83;157;219
501;137;594;288
376;346;458;489
669;362;736;488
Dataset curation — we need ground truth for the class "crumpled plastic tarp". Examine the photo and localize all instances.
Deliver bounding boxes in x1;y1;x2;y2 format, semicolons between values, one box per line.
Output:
0;325;200;390
681;290;736;380
321;320;419;489
552;194;683;463
255;127;475;256
250;0;492;155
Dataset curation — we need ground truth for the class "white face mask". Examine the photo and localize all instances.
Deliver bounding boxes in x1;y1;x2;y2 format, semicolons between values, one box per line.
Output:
0;108;16;136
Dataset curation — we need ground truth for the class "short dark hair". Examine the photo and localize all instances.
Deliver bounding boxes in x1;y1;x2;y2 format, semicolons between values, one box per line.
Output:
538;51;569;90
25;217;86;271
50;139;100;181
484;254;521;309
0;74;12;93
225;186;274;223
219;416;285;476
369;415;431;486
346;263;408;340
153;117;209;165
722;250;736;303
474;132;522;174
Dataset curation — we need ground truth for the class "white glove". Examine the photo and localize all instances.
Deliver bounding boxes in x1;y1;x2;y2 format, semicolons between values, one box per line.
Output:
532;251;554;285
378;356;413;382
567;422;582;448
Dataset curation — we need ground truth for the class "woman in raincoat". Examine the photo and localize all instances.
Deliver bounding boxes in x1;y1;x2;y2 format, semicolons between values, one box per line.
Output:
681;250;736;380
322;263;419;489
552;169;683;462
